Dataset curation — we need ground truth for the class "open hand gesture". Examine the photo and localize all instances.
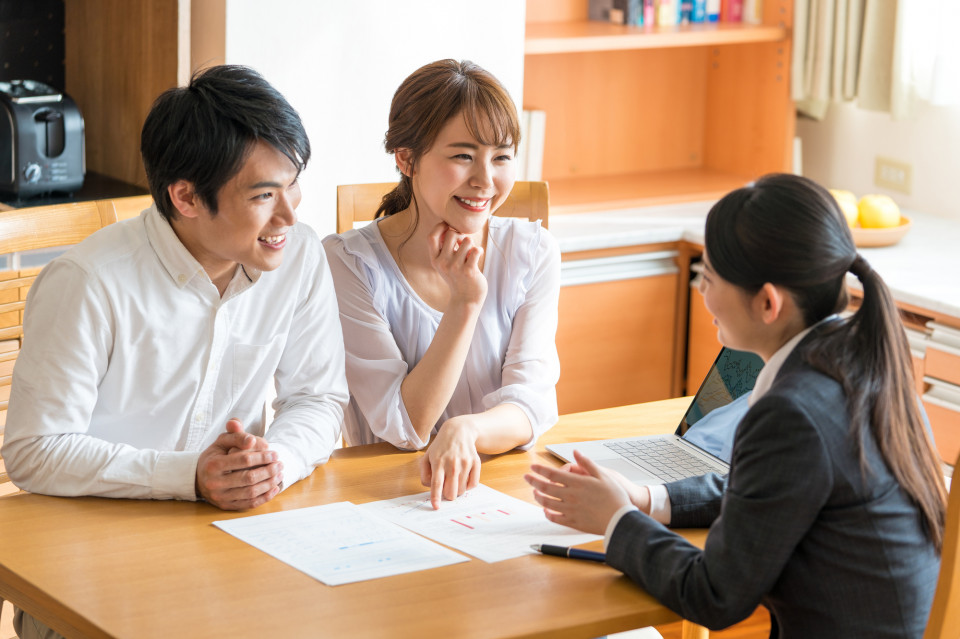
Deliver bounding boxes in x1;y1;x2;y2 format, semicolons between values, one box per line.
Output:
525;451;633;535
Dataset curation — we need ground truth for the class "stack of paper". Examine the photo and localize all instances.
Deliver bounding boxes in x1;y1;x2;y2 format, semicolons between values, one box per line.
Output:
214;485;601;586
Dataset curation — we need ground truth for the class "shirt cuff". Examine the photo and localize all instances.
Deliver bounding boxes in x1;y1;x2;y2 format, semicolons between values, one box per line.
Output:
270;442;308;492
398;398;431;450
648;484;672;525
503;401;538;451
154;451;202;501
604;504;639;551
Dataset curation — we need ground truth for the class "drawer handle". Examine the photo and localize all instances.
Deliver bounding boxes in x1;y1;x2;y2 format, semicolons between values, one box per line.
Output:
924;377;960;411
927;342;960;358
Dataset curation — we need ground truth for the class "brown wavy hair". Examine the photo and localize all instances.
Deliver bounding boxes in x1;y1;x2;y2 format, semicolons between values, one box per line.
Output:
375;59;521;221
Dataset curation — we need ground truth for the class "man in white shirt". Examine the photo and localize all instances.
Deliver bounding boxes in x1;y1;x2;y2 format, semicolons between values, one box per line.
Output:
2;65;347;511
4;64;348;639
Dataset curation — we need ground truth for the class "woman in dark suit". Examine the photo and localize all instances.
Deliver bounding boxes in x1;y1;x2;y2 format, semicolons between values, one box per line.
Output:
526;173;946;638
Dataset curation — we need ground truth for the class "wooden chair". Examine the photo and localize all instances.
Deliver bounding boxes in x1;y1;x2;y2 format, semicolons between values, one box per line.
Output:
102;193;154;222
0;201;109;489
0;195;151;638
335;180;549;234
925;454;960;638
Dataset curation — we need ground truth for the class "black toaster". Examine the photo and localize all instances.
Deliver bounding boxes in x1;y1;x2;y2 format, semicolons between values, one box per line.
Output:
0;80;85;197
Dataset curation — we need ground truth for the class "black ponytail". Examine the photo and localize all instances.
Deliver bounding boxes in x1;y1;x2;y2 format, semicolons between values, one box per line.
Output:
705;173;946;551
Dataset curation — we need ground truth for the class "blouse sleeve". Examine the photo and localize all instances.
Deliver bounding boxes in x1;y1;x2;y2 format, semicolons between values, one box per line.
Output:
322;234;428;450
480;224;561;449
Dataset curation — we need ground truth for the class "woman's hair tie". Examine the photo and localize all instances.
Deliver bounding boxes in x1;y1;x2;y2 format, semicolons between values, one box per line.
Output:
849;254;873;280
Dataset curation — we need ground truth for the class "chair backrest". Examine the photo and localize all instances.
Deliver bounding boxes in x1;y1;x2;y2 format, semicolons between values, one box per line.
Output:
925;455;960;638
0;433;10;492
335;181;549;234
103;194;154;222
0;195;151;493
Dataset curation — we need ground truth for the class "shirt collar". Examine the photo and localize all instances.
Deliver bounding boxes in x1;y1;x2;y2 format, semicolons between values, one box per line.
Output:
143;204;262;294
144;204;207;289
748;315;837;406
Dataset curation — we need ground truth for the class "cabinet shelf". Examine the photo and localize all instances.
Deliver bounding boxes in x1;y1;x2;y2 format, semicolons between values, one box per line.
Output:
525;21;788;55
534;0;795;413
546;168;754;215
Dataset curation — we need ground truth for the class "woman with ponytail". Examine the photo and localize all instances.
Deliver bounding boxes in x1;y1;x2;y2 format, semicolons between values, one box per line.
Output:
526;173;945;637
323;60;560;509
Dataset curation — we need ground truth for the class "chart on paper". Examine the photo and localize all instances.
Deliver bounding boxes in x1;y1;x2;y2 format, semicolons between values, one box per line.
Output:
362;484;600;562
448;506;515;530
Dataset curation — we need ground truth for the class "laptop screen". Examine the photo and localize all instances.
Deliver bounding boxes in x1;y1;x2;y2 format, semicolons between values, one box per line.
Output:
676;347;765;463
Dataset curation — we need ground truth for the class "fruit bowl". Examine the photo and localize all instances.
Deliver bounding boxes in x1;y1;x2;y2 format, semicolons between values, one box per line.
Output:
850;215;912;248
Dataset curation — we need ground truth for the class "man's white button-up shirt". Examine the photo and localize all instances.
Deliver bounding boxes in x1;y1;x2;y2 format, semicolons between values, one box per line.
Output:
2;205;348;500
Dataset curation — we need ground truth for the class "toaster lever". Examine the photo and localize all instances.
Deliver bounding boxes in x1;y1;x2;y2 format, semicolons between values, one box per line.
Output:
35;109;65;158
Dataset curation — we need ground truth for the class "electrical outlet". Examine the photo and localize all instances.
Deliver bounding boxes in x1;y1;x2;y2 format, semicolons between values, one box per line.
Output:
874;156;912;195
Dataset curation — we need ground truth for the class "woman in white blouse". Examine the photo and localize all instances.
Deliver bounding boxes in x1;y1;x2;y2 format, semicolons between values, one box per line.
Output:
323;59;561;509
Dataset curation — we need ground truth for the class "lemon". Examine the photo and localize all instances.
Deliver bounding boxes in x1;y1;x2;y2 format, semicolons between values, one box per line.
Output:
829;189;859;228
857;194;901;229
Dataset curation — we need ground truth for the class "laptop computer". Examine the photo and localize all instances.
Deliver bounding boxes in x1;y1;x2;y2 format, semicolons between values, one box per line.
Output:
546;347;765;485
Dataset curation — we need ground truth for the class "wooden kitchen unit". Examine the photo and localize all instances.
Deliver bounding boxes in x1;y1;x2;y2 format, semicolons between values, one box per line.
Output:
526;0;795;414
524;0;795;215
556;241;696;414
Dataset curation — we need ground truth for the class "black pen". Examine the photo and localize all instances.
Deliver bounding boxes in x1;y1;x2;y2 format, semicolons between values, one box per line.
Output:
531;544;606;563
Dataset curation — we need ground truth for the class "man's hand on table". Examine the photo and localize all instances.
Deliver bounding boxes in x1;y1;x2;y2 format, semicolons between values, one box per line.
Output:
196;418;284;510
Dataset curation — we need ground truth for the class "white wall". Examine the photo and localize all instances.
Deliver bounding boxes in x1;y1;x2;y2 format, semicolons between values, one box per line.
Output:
220;0;526;236
797;101;960;221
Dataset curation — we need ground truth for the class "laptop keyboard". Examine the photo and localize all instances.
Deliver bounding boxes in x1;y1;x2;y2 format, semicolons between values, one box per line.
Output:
603;439;719;482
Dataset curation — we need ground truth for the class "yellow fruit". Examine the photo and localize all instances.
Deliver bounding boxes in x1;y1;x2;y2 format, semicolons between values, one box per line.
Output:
829;189;859;228
857;194;901;229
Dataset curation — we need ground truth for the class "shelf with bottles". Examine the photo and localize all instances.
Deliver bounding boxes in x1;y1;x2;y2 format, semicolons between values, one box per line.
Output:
525;20;787;55
546;167;762;215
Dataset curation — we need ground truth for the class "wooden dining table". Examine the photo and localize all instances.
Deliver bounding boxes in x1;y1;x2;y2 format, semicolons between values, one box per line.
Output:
0;397;711;639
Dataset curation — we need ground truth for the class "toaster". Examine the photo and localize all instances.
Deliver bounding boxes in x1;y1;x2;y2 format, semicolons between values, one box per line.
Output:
0;80;85;197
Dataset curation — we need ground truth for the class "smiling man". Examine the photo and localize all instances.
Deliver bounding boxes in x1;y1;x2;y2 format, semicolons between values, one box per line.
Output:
2;65;347;517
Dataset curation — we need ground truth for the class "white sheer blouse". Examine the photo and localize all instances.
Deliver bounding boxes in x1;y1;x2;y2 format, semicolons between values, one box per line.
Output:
323;216;561;450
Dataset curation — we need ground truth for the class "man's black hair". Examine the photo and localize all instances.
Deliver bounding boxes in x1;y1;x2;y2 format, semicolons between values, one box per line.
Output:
140;65;310;222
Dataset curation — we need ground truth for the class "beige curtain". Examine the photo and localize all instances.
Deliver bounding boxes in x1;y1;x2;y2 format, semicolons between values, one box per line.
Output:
792;0;898;120
794;0;960;120
892;0;960;115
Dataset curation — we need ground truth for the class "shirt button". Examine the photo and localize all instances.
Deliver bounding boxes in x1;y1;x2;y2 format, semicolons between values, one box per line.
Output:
178;274;187;284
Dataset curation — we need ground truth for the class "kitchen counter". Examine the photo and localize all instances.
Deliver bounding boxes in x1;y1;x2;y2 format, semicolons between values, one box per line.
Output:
0;172;148;211
548;203;960;320
549;201;713;252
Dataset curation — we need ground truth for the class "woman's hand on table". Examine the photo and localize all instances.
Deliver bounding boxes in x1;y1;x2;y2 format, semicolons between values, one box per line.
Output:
419;415;482;509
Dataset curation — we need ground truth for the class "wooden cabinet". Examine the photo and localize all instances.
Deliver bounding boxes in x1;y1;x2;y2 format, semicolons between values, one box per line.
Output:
63;0;227;190
523;0;795;215
527;0;795;412
64;0;184;190
556;244;682;414
919;322;960;464
686;259;723;392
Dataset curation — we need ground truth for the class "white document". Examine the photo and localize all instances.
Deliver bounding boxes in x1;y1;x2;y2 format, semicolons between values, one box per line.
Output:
361;484;600;563
213;501;468;586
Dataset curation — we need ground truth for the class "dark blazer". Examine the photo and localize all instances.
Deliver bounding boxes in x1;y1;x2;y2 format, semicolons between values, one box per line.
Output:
606;334;939;638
